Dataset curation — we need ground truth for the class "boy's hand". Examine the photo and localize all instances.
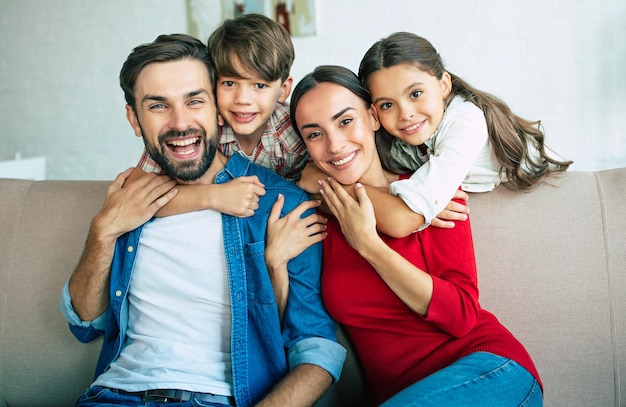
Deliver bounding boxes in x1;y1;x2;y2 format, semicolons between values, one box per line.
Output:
431;189;469;228
297;162;327;194
214;176;266;217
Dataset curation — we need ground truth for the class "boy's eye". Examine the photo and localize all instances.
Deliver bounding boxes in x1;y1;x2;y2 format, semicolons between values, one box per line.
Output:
410;90;422;99
222;81;235;87
255;83;268;90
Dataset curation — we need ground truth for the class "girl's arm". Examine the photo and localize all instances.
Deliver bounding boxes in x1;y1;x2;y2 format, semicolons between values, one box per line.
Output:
299;162;468;238
126;168;266;218
320;178;479;336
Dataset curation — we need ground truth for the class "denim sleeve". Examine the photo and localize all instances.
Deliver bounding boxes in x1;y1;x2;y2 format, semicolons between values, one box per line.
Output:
287;337;347;383
280;192;346;382
59;280;107;342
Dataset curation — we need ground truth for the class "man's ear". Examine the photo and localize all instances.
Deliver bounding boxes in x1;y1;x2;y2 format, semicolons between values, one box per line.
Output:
125;105;142;138
277;76;293;104
441;71;452;100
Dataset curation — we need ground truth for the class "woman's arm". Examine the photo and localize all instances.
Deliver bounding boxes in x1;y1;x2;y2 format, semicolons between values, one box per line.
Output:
265;195;327;321
320;178;479;336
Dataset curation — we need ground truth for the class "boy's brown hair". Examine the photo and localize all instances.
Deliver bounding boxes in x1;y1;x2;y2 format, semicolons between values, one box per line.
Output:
208;13;294;82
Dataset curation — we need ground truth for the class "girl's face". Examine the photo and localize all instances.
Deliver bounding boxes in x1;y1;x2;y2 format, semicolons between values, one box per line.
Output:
367;63;451;146
295;82;383;186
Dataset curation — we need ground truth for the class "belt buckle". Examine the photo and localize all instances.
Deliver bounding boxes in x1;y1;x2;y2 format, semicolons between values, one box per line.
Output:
143;389;181;402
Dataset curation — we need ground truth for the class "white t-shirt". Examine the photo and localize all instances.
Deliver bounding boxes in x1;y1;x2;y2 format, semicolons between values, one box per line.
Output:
93;210;233;396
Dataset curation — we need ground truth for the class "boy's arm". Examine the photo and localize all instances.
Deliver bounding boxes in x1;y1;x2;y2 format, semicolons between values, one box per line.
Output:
127;168;266;218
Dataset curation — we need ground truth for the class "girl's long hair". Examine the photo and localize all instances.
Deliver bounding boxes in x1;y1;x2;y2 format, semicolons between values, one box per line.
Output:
359;32;572;190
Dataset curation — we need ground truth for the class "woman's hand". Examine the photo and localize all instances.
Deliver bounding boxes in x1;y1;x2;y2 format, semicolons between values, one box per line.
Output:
265;195;327;322
319;177;381;253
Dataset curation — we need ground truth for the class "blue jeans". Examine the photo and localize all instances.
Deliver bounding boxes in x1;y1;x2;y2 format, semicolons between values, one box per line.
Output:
380;352;542;407
74;386;231;407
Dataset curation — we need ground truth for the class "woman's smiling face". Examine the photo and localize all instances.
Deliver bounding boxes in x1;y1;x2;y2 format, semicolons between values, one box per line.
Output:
295;82;381;185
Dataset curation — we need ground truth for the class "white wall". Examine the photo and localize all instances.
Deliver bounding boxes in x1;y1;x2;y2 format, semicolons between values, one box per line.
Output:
1;0;624;180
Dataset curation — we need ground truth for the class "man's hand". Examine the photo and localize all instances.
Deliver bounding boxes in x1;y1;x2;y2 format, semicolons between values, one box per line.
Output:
431;189;469;229
93;168;178;241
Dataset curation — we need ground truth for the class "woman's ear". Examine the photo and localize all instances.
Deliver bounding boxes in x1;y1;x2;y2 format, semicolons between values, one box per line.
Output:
125;105;143;138
369;104;381;131
441;71;452;99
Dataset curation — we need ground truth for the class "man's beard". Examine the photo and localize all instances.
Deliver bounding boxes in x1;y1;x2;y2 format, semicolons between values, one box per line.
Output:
143;127;218;182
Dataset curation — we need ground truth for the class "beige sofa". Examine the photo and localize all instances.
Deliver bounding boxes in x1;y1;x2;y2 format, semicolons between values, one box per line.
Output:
1;168;624;407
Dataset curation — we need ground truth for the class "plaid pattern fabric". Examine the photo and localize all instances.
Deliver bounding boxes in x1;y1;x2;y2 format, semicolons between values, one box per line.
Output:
137;103;308;181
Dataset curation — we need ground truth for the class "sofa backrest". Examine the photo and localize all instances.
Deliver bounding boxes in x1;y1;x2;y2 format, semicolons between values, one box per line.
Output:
1;169;625;407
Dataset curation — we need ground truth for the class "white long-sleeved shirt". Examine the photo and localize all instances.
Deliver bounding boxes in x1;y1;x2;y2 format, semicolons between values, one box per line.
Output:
389;95;502;228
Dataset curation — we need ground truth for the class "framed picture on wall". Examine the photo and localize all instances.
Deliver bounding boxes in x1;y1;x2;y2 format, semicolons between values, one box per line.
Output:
187;0;316;42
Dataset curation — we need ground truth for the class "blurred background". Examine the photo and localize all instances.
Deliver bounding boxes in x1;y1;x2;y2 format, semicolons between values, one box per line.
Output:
1;0;624;180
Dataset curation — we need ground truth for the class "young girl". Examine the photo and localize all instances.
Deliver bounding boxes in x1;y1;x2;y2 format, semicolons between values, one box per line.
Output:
358;32;572;228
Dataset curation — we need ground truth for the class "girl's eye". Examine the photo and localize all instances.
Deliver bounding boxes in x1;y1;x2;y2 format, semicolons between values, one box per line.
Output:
379;102;393;111
410;90;422;99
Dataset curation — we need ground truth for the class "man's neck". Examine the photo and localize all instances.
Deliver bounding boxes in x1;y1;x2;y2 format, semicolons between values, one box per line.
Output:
177;151;228;185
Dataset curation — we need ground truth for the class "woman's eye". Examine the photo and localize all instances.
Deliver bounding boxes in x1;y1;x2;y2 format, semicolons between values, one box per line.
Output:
305;131;321;140
410;90;422;99
339;117;353;127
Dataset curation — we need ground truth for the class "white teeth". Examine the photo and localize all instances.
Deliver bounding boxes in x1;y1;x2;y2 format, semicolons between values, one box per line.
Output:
169;138;198;147
405;123;419;132
331;152;356;166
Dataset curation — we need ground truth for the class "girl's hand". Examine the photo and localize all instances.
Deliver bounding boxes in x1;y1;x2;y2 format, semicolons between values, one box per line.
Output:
297;162;328;194
431;189;470;228
320;177;381;253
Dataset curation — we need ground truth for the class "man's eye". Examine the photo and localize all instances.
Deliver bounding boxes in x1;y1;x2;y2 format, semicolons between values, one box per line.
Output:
189;100;203;106
150;104;166;110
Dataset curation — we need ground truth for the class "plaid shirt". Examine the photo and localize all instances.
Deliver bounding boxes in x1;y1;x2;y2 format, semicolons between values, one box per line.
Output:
137;103;308;182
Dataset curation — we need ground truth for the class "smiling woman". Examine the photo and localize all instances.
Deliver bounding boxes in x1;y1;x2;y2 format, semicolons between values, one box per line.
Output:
287;65;544;407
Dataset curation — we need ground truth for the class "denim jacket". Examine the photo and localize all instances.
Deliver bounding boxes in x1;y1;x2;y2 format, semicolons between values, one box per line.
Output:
60;154;346;407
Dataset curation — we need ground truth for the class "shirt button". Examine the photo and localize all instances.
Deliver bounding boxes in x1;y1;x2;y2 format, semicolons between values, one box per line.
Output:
127;246;134;253
115;290;123;297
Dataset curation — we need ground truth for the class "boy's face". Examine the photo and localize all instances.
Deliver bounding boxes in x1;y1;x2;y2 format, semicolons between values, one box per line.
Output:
216;59;292;142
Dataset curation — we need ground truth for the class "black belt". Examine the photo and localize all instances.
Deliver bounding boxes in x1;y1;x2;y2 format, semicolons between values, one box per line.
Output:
114;388;235;405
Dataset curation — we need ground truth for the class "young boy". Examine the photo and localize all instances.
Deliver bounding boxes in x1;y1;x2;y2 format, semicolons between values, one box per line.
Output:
134;13;308;217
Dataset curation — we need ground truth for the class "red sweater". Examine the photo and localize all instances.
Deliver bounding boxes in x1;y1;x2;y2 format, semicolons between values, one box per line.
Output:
321;206;541;404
